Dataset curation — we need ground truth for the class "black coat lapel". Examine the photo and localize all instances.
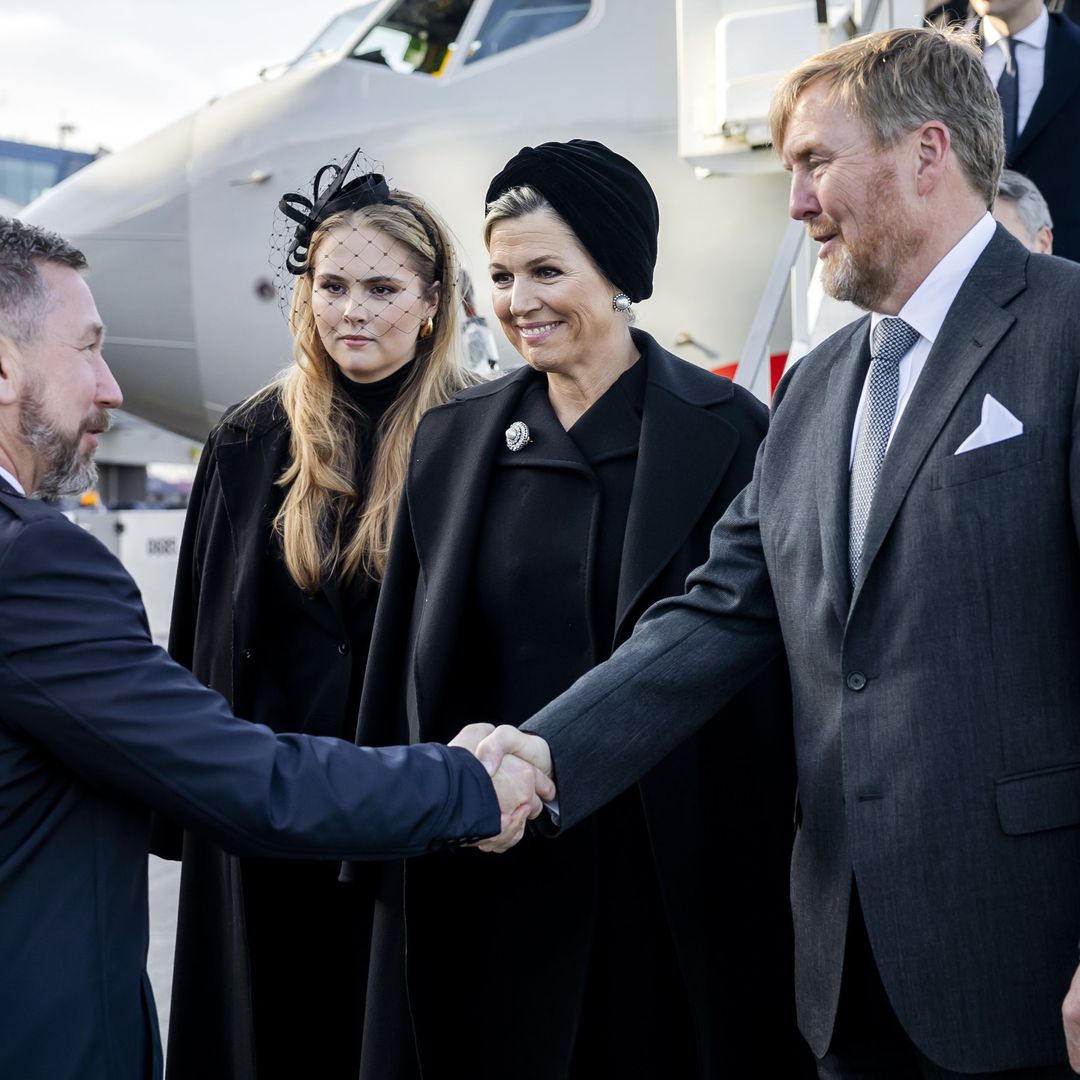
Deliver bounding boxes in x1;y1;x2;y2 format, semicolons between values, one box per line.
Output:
614;338;738;643
406;369;535;737
214;418;290;620
816;317;872;627
853;231;1025;606
1014;14;1080;158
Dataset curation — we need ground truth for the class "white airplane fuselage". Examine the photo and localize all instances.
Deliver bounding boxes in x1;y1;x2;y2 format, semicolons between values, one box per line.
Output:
23;0;793;440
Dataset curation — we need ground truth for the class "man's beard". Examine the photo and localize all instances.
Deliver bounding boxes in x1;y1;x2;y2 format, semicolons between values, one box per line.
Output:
816;167;919;312
19;383;109;500
820;231;910;311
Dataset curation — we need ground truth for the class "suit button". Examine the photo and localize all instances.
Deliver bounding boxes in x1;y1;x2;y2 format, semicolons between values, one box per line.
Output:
337;641;350;656
242;648;254;661
846;671;867;691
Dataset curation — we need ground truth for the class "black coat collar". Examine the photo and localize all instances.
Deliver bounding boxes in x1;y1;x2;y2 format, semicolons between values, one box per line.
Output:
614;333;739;640
405;329;744;692
216;392;288;440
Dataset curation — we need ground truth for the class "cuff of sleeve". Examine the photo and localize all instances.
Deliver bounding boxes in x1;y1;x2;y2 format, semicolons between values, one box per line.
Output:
443;745;501;844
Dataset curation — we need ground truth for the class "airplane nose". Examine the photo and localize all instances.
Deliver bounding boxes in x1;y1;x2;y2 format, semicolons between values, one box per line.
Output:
21;114;207;438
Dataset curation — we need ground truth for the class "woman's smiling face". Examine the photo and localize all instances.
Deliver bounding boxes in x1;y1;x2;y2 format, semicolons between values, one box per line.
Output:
487;208;624;377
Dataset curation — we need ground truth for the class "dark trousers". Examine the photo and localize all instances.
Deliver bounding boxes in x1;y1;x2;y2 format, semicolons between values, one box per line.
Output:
818;885;1074;1080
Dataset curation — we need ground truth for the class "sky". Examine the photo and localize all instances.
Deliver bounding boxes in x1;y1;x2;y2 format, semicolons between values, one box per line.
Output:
0;0;355;153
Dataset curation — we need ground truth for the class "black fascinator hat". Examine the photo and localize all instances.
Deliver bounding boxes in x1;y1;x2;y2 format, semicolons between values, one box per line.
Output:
278;148;393;275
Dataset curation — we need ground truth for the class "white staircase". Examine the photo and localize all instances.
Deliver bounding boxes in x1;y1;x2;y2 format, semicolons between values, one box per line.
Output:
677;0;924;400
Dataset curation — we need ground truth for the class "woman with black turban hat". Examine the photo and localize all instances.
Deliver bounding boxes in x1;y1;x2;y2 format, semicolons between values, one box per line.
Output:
354;139;813;1079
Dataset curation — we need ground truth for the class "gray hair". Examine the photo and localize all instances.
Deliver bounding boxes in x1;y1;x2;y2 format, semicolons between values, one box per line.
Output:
997;169;1053;241
0;217;87;346
482;185;554;245
770;26;1003;207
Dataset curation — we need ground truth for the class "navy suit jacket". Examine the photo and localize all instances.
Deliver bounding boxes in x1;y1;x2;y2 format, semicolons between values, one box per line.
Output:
1004;12;1080;262
0;487;498;1080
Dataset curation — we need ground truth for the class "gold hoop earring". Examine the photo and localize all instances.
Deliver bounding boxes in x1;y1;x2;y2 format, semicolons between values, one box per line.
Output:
419;316;435;339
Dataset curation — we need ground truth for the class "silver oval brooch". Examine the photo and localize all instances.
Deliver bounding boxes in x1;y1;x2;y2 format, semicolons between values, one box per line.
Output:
505;421;532;452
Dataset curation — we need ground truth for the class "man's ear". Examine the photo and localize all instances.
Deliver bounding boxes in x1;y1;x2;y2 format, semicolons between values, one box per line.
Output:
1035;226;1054;255
0;337;22;407
913;120;951;195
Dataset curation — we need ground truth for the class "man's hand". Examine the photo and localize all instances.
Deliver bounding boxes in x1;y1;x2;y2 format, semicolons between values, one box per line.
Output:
448;723;495;756
475;724;553;783
471;725;555;852
449;724;555;853
1062;962;1080;1071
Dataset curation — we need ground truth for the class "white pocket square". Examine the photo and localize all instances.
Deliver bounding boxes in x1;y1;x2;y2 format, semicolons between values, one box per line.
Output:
954;394;1023;455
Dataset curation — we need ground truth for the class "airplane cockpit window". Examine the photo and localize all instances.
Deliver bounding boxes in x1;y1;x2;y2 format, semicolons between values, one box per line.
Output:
465;0;591;64
290;4;381;69
349;0;475;76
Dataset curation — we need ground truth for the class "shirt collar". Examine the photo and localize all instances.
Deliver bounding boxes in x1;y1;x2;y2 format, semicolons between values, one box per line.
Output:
871;212;997;346
982;5;1049;50
0;465;26;496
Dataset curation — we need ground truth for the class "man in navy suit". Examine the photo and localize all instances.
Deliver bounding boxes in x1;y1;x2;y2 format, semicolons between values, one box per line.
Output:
956;0;1080;260
0;217;550;1079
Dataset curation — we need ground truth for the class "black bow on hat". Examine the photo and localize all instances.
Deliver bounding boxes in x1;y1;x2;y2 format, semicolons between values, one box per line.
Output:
279;148;392;274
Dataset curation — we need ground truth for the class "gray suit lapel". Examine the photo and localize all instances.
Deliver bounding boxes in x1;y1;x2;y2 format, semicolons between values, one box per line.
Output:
407;371;533;737
817;318;872;627
853;231;1026;605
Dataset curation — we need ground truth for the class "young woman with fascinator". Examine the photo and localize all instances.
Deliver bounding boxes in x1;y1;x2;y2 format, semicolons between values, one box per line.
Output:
354;140;815;1079
156;149;479;1080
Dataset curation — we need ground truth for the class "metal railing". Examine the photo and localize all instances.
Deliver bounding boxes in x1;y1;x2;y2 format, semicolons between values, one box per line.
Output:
735;0;906;396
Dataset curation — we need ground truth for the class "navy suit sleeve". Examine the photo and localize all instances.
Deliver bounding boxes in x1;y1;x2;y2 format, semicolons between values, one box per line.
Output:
0;513;500;857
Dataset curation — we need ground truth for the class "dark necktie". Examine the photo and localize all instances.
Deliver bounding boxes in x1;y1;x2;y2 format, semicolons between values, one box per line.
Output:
849;317;921;586
997;36;1020;159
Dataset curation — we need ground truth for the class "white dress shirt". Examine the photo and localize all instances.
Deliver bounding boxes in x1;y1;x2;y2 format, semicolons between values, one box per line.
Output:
0;465;25;495
981;5;1049;136
849;213;997;468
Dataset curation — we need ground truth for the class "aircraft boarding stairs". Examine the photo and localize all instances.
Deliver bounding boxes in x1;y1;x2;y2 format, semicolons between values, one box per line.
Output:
677;0;926;401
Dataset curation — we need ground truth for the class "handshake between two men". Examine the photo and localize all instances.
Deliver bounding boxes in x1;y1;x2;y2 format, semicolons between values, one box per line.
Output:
449;725;555;852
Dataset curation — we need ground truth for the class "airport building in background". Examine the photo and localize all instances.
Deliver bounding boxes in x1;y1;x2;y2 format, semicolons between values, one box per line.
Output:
0;138;99;211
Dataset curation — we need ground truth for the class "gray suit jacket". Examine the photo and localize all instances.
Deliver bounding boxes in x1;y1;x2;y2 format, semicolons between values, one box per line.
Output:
525;227;1080;1072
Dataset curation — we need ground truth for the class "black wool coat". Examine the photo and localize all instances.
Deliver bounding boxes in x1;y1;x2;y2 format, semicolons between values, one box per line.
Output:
354;330;812;1079
160;395;374;1080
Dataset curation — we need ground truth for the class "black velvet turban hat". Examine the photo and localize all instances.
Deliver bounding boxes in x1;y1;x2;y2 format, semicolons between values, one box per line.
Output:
484;139;660;303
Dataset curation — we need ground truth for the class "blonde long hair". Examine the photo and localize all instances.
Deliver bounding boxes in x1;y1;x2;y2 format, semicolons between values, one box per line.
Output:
261;193;474;590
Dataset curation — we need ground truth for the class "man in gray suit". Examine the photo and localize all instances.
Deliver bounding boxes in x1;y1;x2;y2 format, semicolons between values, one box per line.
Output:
480;26;1080;1079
